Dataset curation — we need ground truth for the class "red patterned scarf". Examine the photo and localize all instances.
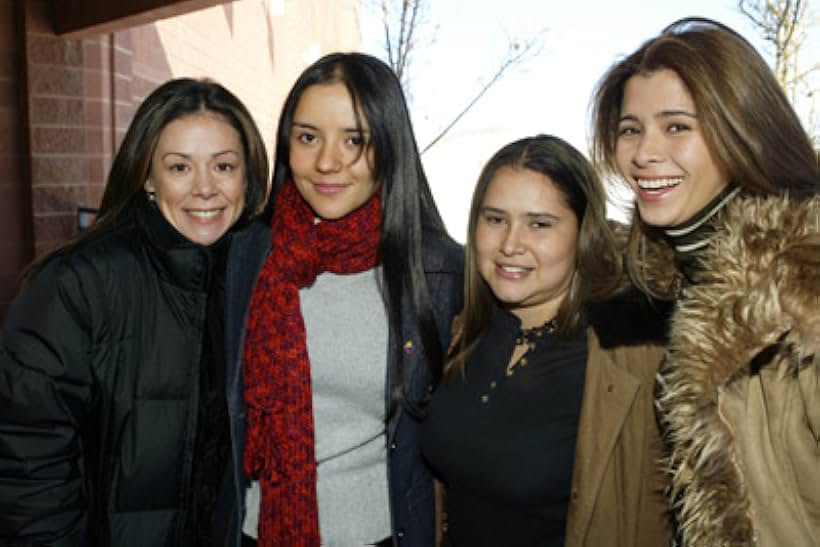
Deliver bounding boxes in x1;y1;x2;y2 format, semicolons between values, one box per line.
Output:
243;181;381;545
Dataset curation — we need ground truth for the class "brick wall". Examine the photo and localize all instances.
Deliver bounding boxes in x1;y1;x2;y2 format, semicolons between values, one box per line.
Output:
1;0;361;321
0;0;30;318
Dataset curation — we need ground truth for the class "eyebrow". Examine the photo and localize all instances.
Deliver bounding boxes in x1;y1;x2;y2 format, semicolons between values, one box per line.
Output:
161;149;240;160
619;109;697;123
482;206;561;221
291;121;369;134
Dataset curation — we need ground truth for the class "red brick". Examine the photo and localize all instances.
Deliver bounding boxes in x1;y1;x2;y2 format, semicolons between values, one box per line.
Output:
113;46;132;74
29;65;83;96
82;39;109;69
0;152;20;181
0;50;16;78
115;102;136;128
0;122;18;154
84;68;112;100
84;127;105;154
113;73;130;101
88;156;106;184
31;126;85;153
32;156;88;183
0;2;14;52
32;184;89;213
0;184;24;229
0;79;17;107
130;75;160;100
30;96;84;125
84;97;109;126
114;129;126;149
28;35;82;66
114;30;132;52
88;183;105;206
33;212;75;242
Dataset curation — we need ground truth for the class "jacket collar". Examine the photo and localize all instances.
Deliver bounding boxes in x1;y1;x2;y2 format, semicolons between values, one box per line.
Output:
135;201;220;293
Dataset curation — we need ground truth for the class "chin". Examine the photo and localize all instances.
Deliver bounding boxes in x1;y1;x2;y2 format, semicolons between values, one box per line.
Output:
637;204;682;228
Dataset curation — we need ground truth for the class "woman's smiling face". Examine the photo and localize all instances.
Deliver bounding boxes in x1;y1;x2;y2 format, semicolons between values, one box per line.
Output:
615;69;728;227
475;166;578;328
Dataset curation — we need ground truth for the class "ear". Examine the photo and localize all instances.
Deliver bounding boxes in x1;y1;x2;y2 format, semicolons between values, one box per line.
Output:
144;178;156;193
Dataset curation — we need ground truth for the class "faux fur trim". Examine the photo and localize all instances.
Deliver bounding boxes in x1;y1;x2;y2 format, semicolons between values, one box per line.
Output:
658;194;820;546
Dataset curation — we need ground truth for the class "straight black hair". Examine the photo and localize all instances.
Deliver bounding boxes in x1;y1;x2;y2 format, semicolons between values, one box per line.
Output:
269;52;449;414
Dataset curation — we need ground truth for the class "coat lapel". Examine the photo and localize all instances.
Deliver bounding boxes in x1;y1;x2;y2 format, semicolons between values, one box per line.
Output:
565;329;640;546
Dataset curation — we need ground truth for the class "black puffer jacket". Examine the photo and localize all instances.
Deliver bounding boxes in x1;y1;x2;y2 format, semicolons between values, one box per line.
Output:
0;203;225;546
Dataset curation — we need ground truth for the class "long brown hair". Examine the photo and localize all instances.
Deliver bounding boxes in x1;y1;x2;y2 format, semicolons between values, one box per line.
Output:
591;17;820;297
24;78;269;281
446;134;621;376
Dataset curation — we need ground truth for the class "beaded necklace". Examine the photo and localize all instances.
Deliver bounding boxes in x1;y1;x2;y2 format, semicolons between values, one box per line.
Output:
479;317;556;404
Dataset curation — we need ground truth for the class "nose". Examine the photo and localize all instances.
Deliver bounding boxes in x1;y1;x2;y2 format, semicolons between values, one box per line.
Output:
193;168;218;198
632;129;664;167
316;141;342;173
500;224;525;256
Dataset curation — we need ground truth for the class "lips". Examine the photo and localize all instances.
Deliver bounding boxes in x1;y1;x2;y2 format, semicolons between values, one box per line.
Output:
636;176;683;190
496;264;531;279
185;208;224;221
313;182;349;195
633;176;683;201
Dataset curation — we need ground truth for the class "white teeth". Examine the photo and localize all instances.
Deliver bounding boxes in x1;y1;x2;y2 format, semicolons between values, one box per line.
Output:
500;265;527;273
189;210;220;218
637;177;682;189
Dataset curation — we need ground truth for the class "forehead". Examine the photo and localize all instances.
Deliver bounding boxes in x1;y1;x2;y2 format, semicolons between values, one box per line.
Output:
293;82;368;128
621;69;695;113
483;166;573;213
155;112;241;149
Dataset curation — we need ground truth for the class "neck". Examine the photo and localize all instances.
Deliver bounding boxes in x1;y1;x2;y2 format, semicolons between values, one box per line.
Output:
662;185;740;286
663;185;740;254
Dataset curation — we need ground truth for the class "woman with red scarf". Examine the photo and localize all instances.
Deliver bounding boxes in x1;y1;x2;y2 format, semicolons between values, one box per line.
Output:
221;53;464;547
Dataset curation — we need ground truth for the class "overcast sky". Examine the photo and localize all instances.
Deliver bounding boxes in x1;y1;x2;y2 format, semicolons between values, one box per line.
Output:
360;1;819;240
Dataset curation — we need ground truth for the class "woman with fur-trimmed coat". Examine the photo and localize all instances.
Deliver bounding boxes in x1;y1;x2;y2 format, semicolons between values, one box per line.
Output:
592;17;820;547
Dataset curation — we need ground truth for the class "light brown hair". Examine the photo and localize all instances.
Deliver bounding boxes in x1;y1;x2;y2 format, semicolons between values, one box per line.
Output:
446;134;621;376
591;17;819;297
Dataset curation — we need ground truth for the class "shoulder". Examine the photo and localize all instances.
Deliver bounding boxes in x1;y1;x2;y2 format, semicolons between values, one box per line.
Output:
702;193;820;305
226;219;271;287
40;221;144;291
421;228;464;274
229;218;271;256
587;287;672;350
4;223;143;343
715;193;820;256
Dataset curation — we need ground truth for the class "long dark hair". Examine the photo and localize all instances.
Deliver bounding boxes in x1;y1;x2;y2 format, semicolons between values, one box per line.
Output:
24;78;270;280
591;17;820;297
447;134;621;376
269;52;450;412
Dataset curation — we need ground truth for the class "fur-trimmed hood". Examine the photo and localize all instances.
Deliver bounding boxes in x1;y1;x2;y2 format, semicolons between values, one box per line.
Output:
657;193;820;546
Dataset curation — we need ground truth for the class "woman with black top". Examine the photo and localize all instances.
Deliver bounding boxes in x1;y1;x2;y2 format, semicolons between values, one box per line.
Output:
0;78;269;546
421;135;672;546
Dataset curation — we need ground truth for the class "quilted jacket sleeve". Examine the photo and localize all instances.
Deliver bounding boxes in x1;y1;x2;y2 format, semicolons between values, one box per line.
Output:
0;258;97;546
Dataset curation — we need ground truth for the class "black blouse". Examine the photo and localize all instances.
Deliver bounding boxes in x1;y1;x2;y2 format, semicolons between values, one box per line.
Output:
421;309;587;546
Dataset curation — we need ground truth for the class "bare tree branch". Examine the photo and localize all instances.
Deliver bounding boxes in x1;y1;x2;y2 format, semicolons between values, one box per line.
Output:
421;35;542;154
377;0;545;153
737;0;817;139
